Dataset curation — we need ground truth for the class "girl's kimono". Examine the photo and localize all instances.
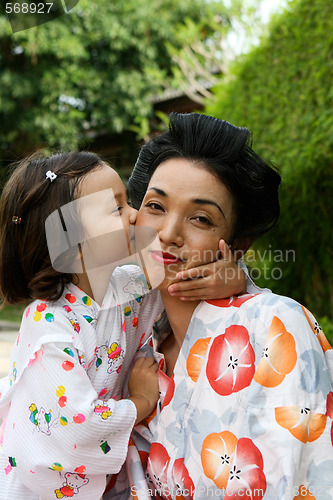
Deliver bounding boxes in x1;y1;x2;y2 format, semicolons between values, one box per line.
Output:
113;292;333;500
0;265;163;500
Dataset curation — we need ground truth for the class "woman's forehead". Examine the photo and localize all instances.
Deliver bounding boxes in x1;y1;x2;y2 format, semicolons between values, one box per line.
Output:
147;159;231;204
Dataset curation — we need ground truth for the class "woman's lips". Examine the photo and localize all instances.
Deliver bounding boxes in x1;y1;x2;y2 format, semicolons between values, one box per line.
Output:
150;251;184;264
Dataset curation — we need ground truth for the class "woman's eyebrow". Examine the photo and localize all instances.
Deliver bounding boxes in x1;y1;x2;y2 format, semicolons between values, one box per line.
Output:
192;198;225;218
147;187;167;197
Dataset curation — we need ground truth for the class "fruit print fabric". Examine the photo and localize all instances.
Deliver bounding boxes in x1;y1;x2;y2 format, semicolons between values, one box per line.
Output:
121;292;333;500
0;265;163;499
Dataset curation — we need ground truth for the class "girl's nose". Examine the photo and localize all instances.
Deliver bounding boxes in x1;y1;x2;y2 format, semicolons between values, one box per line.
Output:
128;206;138;225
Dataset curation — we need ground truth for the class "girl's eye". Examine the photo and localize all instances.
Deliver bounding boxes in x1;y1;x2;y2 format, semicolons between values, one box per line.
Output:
112;206;123;215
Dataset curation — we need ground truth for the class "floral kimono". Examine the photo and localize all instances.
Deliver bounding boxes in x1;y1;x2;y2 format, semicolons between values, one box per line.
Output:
0;265;163;500
112;292;333;500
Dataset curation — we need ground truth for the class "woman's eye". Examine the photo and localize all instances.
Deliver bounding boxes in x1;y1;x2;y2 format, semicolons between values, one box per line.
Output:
194;216;212;225
145;202;163;211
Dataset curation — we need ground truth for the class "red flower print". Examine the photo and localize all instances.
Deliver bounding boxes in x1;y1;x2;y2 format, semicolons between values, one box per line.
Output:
326;392;333;418
172;458;194;500
161;373;175;409
301;306;332;353
201;431;237;489
275;406;327;443
254;316;297;387
148;443;171;500
224;438;266;499
206;294;258;308
206;325;255;396
326;392;333;446
187;338;211;383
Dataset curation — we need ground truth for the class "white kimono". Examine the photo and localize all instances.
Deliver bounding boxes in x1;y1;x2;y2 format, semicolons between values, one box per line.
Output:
0;265;163;500
109;293;333;500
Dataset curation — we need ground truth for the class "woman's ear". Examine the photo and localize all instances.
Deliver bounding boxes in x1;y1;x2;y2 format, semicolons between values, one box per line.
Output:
230;237;252;261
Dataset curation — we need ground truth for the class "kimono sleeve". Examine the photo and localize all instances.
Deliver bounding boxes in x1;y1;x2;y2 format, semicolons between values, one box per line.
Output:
241;299;333;499
2;339;136;499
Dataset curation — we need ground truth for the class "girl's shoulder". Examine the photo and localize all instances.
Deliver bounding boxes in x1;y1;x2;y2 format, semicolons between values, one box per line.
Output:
109;265;153;305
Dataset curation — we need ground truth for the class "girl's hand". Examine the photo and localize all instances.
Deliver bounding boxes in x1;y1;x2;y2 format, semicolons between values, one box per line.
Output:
128;356;159;424
167;239;246;301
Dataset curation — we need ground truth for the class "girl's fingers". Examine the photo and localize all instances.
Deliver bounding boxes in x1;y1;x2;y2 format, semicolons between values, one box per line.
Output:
219;239;232;260
170;286;207;297
168;276;211;294
176;266;212;281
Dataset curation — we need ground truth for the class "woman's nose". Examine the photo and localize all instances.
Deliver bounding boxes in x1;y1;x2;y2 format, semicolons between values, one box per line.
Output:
158;215;184;247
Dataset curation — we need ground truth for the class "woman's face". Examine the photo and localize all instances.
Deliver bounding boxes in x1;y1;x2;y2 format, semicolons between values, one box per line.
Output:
136;158;236;291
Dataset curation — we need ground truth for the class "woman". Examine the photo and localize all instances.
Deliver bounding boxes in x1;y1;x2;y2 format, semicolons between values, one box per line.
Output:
107;113;333;499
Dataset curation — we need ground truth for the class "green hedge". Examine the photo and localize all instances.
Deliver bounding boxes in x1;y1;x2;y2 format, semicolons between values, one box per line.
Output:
206;0;333;318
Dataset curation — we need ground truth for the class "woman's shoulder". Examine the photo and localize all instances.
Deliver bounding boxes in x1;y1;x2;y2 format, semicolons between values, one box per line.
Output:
202;292;330;351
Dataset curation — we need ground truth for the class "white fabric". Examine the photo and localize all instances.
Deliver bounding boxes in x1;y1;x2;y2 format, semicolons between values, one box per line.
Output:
0;265;163;500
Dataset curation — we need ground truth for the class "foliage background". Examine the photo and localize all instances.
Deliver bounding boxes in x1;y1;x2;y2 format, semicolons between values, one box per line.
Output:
0;0;231;171
206;0;333;324
0;0;332;341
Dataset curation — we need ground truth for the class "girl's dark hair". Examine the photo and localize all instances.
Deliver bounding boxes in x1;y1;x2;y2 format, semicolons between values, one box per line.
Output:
129;112;281;246
0;151;104;306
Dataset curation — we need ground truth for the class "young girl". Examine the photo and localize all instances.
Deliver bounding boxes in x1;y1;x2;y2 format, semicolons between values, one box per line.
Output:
0;151;246;499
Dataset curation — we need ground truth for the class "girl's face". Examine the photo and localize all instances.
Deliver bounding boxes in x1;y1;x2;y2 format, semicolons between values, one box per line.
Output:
136;158;236;291
77;163;137;269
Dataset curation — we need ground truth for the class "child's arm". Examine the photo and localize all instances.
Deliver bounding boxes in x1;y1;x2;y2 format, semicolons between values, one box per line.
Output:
3;340;153;497
128;356;159;424
167;239;247;301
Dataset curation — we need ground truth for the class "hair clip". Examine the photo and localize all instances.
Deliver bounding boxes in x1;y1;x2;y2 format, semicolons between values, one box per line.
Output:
12;216;22;224
46;170;57;182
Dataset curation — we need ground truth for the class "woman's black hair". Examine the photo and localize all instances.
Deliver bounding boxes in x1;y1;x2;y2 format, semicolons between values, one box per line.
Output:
129;112;281;245
0;151;104;306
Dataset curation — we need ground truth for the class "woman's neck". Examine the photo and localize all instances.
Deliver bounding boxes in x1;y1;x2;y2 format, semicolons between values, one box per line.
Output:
160;291;200;350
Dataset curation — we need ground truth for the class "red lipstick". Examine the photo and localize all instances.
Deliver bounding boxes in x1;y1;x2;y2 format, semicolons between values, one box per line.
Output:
151;251;184;264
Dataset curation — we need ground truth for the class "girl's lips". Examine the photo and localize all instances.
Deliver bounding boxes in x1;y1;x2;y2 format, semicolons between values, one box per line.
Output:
150;251;184;265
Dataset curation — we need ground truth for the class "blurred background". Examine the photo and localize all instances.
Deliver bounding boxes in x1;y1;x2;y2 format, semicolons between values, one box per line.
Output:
0;0;332;354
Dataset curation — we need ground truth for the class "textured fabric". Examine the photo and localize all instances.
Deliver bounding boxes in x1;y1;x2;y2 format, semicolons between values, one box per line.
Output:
0;265;163;500
112;292;333;500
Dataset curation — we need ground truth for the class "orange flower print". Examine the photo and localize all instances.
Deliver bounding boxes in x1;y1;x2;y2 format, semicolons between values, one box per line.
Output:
293;485;316;499
254;316;297;387
186;338;211;383
201;433;266;499
275;406;327;443
201;431;237;489
206;294;258;308
206;325;255;396
301;306;332;352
